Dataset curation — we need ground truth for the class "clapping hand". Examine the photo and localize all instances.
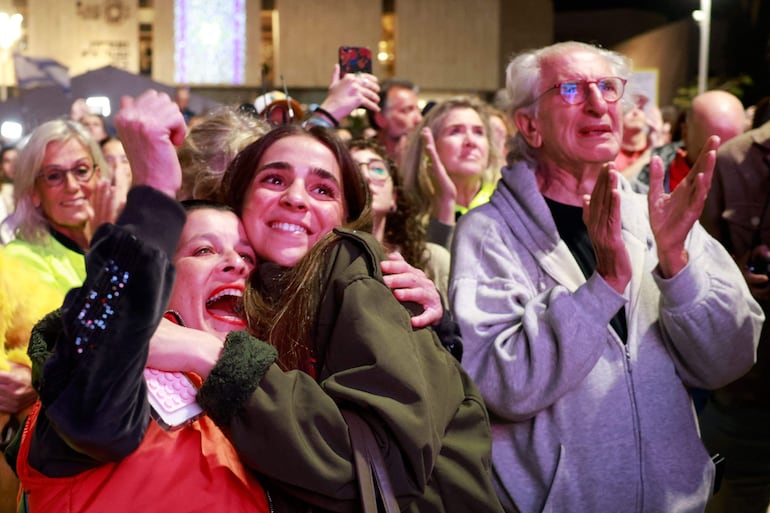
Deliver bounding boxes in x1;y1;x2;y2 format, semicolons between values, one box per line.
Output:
89;162;132;234
648;135;719;277
583;163;632;294
421;127;458;225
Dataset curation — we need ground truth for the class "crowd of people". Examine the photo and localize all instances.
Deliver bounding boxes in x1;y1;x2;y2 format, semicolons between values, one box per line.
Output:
0;40;767;513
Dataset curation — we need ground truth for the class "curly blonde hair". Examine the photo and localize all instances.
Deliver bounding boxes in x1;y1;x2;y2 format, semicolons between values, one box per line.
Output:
177;106;269;201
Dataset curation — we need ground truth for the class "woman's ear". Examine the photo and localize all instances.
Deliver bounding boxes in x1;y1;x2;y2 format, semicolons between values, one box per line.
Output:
514;108;542;148
31;189;41;208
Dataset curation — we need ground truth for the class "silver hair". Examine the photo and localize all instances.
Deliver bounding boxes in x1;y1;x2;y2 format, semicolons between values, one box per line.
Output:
505;41;632;165
177;106;269;202
7;119;109;244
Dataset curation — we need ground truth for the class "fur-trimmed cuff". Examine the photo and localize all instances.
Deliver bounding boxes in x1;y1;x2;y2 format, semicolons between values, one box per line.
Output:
29;309;63;391
197;330;278;426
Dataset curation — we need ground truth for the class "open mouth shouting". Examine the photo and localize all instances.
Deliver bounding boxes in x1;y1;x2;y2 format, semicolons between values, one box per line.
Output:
206;285;246;326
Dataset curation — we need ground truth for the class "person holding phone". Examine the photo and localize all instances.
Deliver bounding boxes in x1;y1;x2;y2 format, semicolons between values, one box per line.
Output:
289;46;378;133
305;61;381;133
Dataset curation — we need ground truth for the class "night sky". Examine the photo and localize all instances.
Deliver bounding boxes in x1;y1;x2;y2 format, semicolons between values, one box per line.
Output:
553;0;705;21
552;0;770;104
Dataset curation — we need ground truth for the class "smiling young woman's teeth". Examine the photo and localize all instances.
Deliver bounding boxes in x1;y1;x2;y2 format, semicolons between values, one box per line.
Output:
271;222;307;234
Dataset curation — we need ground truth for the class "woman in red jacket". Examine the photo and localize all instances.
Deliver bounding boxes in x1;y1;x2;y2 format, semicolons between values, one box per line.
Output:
12;94;271;513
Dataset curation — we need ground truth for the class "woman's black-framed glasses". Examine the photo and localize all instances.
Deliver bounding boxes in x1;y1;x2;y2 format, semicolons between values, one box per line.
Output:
36;164;96;187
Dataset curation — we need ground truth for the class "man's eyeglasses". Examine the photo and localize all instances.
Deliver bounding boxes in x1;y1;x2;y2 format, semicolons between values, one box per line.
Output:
356;159;391;183
532;76;627;106
36;164;96;188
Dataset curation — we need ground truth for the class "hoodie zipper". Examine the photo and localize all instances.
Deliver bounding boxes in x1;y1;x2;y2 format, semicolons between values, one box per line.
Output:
620;339;644;512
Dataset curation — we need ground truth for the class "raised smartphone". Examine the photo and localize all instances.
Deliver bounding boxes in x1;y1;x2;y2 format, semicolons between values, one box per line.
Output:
338;46;373;77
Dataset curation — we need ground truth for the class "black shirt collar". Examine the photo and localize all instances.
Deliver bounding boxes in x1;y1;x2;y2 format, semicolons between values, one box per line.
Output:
49;227;85;255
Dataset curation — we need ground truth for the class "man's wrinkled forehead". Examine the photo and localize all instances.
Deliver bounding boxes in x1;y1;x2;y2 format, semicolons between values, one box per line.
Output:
539;49;612;86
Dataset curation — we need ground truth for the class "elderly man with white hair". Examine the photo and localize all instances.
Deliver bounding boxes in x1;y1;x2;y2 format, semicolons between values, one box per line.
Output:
450;40;763;513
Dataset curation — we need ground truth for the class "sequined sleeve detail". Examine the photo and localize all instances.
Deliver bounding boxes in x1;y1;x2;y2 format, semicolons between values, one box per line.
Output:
73;258;130;355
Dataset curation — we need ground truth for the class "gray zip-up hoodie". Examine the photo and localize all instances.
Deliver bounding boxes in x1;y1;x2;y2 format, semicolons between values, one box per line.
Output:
449;161;763;513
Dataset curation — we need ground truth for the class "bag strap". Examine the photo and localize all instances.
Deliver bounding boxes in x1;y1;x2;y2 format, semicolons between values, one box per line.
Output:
341;410;400;513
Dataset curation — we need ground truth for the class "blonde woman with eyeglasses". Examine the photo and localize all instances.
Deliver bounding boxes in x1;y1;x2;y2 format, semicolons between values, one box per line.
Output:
0;119;114;513
4;119;112;296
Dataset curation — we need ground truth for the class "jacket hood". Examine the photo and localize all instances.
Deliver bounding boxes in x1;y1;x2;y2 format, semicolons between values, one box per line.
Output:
485;161;652;293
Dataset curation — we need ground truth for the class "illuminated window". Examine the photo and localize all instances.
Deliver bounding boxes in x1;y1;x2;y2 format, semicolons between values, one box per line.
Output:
377;1;395;78
174;0;246;84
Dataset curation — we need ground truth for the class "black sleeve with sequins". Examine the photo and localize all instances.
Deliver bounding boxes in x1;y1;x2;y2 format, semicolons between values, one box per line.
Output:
26;186;186;477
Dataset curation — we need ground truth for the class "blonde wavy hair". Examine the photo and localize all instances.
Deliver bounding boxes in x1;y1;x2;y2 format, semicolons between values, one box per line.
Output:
400;97;503;225
177;106;269;201
8;119;109;244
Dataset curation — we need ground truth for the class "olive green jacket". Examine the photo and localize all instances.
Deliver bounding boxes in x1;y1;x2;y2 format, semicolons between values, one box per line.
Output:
198;228;503;513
